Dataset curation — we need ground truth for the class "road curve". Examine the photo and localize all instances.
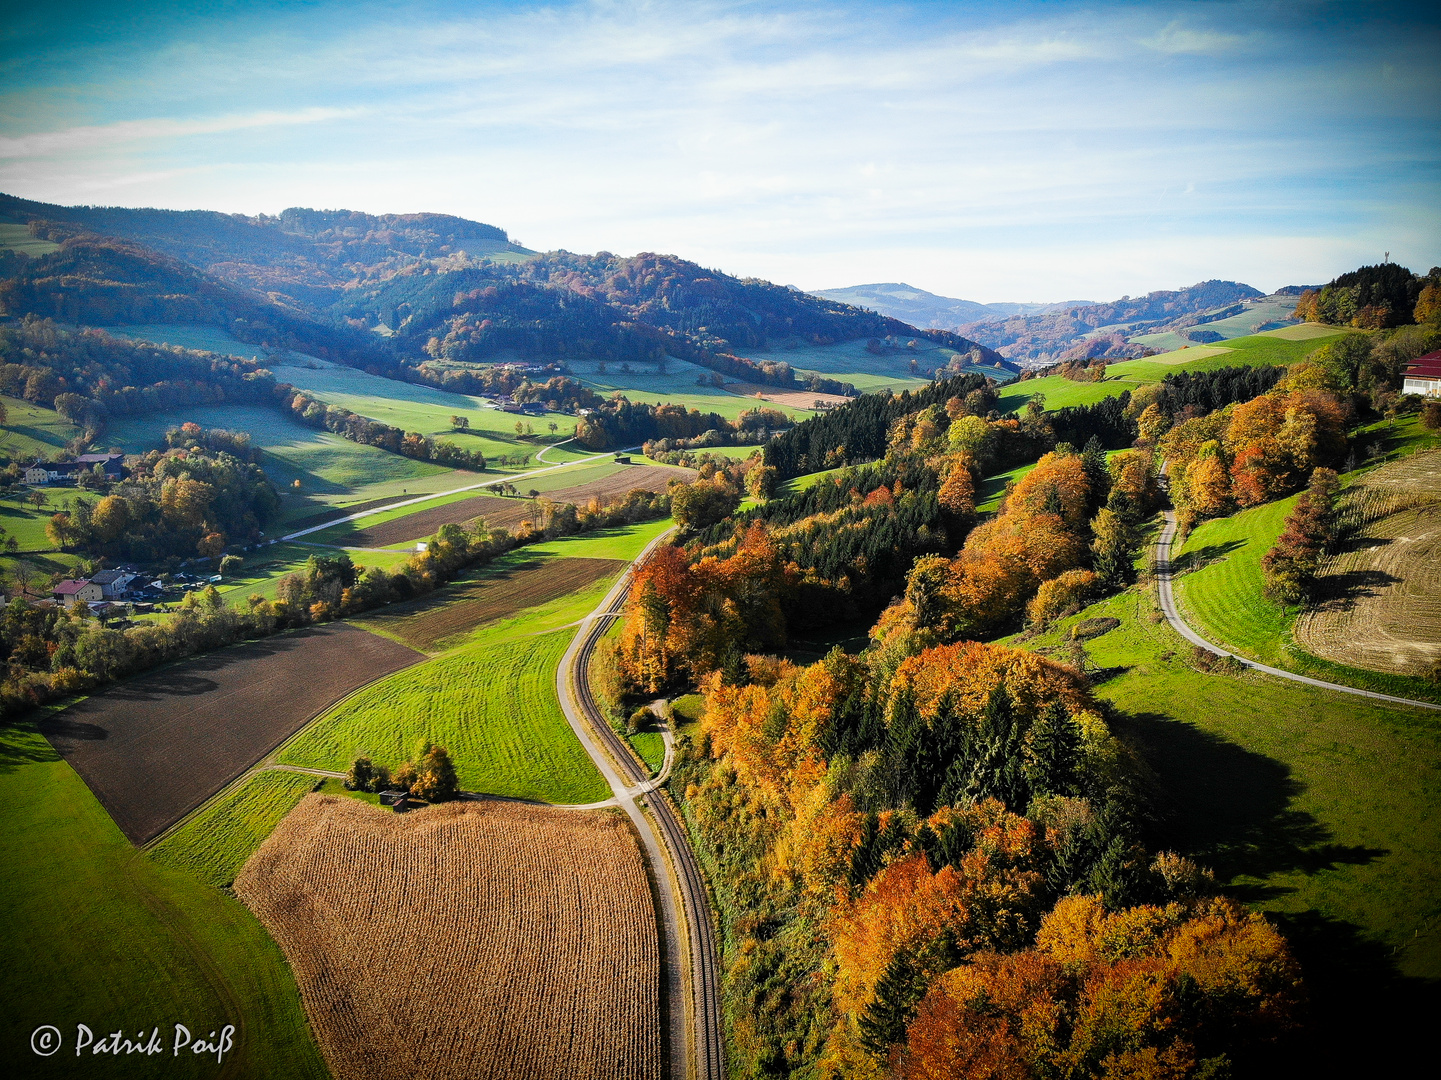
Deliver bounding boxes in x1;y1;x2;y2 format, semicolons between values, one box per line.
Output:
1154;508;1441;713
556;528;725;1080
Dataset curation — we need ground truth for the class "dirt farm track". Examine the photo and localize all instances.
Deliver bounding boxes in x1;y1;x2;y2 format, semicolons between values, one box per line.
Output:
40;623;422;844
236;795;660;1080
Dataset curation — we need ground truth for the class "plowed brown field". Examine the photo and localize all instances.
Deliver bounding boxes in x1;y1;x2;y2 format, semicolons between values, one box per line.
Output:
40;624;422;844
1294;451;1441;675
343;464;690;547
359;556;624;650
236;795;659;1080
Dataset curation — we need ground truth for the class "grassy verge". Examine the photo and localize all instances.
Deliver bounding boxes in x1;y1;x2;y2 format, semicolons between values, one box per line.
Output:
0;721;327;1078
629;731;666;776
150;770;319;888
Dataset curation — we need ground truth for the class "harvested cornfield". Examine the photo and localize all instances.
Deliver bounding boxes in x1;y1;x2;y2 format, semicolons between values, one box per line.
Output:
344;464;690;547
1294;452;1441;675
236;795;659;1080
360;555;624;650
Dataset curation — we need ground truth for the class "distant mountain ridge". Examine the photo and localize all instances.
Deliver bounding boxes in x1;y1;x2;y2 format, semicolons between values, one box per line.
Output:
0;193;1004;392
810;282;1088;329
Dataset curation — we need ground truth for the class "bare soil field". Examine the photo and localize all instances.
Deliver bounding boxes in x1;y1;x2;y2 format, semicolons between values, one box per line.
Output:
1295;451;1441;675
725;380;850;408
360;556;624;650
236;795;659;1080
40;624;422;844
345;464;690;547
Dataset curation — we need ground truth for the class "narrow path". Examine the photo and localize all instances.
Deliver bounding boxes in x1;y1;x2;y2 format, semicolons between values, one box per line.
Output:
1154;509;1441;712
535;437;579;464
556;528;725;1080
277;445;630;543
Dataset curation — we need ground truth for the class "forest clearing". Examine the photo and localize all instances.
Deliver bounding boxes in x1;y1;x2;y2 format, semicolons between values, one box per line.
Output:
1295;450;1441;675
40;624;421;843
235;795;660;1080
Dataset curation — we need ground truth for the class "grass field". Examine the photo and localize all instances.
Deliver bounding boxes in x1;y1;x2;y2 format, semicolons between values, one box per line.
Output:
0;394;83;462
277;628;609;804
995;329;1354;415
150;769;319;887
0;220;61;255
0;486;100;551
215;543;414;602
0;719;328;1078
1016;587;1441;1070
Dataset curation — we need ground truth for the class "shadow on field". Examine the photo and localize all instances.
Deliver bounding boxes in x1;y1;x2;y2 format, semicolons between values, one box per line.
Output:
1254;911;1441;1078
1173;538;1244;574
0;722;62;773
1112;711;1385;888
1313;567;1400;606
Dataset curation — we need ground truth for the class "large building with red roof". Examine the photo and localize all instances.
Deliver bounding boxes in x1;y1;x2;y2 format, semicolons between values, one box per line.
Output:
1403;351;1441;398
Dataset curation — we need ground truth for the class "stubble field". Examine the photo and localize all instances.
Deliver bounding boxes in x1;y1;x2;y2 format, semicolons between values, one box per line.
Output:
1295;451;1441;675
235;795;660;1080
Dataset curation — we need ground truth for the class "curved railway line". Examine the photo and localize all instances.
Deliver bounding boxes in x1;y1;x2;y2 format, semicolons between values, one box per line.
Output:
557;536;725;1080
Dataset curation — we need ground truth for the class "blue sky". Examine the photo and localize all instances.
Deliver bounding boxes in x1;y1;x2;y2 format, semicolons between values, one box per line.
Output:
1;0;1437;302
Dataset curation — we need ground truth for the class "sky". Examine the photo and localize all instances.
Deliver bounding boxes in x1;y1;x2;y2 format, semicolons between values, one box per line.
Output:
1;0;1438;303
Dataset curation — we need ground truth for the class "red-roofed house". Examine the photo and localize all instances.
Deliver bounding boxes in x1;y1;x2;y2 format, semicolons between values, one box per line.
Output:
52;579;103;608
1404;351;1441;398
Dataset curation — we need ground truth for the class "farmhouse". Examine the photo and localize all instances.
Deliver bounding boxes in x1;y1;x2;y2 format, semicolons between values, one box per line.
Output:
1402;351;1441;398
53;579;104;608
24;453;125;485
90;569;142;599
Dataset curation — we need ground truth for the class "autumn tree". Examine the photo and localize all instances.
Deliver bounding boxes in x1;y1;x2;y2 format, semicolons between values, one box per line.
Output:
1261;468;1339;605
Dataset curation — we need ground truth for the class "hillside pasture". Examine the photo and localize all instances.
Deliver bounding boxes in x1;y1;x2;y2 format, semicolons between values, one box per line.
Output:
319;462;689;547
0;394;84;461
41;623;421;844
359;555;624;652
277;628;609;804
1295;451;1441;676
0;721;328;1079
724;381;852;409
235;796;658;1080
0;220;62;255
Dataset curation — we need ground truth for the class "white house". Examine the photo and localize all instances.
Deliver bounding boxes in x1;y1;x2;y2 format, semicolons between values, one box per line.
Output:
1403;351;1441;398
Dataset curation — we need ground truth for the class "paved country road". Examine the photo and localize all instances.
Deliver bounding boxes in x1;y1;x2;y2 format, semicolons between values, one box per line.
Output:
1154;508;1441;713
556;528;726;1080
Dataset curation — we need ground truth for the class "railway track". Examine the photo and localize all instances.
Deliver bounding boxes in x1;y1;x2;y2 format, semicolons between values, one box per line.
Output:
560;553;725;1080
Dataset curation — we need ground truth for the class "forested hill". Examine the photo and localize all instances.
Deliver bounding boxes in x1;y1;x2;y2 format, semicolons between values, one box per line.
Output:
0;193;529;309
959;279;1265;364
0;193;1001;386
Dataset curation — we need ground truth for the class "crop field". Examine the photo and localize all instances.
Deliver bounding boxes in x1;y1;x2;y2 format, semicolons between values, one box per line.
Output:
0;393;83;461
150;769;319;886
1;720;327;1078
41;623;422;844
236;796;659;1080
278;628;610;803
1015;587;1441;1069
321;463;688;547
360;555;624;651
1295;452;1441;676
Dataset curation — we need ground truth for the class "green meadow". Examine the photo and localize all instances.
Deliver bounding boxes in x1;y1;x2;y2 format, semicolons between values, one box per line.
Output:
0;720;327;1078
1;394;84;461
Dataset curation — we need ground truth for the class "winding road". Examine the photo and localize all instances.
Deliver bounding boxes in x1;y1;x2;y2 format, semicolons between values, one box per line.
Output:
556;528;725;1080
1153;508;1441;713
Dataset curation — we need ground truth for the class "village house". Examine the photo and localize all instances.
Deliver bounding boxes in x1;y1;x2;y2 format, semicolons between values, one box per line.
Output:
1402;351;1441;398
90;569;142;600
52;579;104;608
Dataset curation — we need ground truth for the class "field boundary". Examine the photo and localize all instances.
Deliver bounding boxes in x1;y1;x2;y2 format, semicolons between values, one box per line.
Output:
1154;508;1441;713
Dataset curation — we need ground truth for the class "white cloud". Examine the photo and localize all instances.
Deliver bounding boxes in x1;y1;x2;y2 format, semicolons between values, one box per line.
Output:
0;107;362;159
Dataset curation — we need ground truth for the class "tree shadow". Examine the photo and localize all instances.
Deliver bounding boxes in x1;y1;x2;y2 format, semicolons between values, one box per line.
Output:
0;721;63;772
1311;568;1399;607
1172;538;1245;574
1111;711;1385;885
